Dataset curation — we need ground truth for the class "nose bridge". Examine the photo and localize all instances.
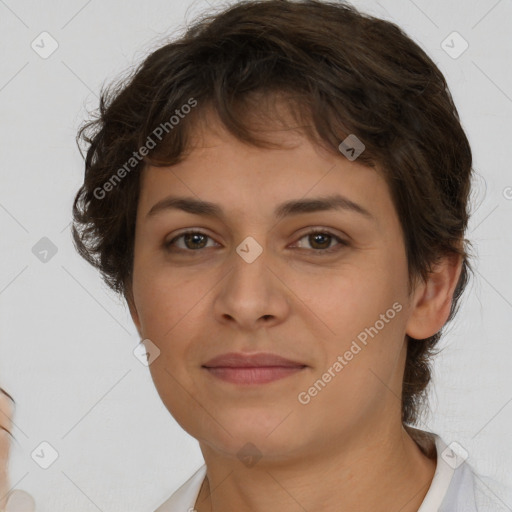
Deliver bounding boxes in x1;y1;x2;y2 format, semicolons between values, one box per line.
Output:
214;231;286;326
229;232;271;289
235;233;266;265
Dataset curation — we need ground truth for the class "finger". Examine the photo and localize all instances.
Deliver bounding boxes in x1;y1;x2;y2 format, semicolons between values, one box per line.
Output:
5;489;36;512
0;388;14;435
0;389;14;511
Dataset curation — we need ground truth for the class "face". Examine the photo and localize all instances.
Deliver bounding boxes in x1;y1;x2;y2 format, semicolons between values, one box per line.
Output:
128;113;420;462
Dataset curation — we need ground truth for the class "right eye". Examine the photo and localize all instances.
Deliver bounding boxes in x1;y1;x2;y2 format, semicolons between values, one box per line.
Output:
164;230;218;252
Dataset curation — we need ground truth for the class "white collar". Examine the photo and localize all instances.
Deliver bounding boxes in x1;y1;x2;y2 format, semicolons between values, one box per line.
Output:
418;431;477;512
154;463;206;512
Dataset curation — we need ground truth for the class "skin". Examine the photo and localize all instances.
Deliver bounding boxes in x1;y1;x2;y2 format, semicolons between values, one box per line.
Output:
0;389;13;510
127;110;462;512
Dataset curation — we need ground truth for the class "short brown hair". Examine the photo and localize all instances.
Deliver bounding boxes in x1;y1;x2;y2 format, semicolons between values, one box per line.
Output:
72;0;474;426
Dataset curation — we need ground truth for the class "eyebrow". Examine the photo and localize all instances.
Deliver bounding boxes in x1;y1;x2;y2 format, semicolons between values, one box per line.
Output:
146;194;374;222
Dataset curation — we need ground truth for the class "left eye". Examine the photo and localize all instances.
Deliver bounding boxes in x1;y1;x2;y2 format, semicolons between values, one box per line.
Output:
164;229;348;255
293;229;348;254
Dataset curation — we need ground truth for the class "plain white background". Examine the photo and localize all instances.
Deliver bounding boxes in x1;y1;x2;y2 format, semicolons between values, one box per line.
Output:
0;0;511;510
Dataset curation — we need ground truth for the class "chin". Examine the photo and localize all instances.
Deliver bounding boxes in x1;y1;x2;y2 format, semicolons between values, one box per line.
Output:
198;418;307;457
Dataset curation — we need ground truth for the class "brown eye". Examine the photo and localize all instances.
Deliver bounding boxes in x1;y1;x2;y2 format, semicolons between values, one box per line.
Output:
165;231;215;252
164;228;348;255
293;229;348;255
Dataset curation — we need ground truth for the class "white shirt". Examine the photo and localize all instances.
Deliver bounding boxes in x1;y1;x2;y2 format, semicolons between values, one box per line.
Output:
153;431;510;512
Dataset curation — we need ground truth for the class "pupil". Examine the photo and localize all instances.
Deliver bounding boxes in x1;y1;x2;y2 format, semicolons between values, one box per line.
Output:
186;233;206;249
311;233;330;249
182;233;332;250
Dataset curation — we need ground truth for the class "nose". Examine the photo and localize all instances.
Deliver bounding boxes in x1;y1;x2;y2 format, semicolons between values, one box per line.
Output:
213;244;291;331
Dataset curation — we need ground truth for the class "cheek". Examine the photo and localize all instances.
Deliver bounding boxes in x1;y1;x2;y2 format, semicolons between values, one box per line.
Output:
298;254;408;378
132;266;218;382
132;254;198;334
298;259;403;335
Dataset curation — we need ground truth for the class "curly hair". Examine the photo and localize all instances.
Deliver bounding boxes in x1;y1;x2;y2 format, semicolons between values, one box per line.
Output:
71;0;474;426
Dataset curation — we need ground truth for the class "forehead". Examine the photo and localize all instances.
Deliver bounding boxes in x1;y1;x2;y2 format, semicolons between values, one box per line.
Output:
137;109;395;230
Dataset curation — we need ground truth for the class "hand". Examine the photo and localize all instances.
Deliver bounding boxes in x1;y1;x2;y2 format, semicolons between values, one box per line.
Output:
0;388;14;510
0;388;35;512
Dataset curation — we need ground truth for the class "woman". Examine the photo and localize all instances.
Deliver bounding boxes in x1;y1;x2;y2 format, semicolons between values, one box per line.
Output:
69;1;511;510
1;1;506;511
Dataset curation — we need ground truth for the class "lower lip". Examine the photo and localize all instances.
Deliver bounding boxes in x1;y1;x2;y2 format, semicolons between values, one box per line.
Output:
204;366;306;384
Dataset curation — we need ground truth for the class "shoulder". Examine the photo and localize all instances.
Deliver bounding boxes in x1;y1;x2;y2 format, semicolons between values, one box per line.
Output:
471;472;512;512
408;426;511;512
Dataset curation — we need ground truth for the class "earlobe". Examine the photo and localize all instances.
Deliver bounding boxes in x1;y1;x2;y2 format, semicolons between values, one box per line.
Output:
405;253;463;340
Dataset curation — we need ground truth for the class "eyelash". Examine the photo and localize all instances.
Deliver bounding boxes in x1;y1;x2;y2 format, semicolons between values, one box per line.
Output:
164;228;348;256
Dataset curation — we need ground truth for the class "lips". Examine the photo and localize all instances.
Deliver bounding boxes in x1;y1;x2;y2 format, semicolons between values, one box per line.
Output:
202;352;307;385
202;352;306;368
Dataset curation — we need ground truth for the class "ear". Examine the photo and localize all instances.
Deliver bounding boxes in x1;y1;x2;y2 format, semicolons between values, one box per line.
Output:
405;253;463;340
125;283;143;339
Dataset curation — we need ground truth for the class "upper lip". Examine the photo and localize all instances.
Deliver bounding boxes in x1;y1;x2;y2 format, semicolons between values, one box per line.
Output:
202;352;306;368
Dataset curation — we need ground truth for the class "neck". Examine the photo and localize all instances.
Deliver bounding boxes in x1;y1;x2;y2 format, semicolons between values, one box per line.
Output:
194;423;437;512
